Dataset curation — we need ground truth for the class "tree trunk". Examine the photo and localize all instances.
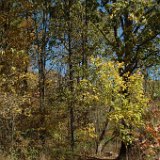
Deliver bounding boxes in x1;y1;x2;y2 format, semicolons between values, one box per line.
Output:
82;0;88;78
67;0;75;151
96;120;109;155
117;142;129;160
38;2;47;145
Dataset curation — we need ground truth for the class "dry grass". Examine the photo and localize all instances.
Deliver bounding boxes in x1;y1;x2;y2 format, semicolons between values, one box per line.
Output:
0;154;51;160
0;156;9;160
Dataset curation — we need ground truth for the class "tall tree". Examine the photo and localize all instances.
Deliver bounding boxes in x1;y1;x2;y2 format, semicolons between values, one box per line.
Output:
94;0;160;158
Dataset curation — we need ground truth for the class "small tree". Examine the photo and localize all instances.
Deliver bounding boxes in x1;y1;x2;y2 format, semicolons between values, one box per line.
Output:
77;57;148;156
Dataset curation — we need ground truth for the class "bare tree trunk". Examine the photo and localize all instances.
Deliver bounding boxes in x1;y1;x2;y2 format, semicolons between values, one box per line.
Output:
96;119;109;155
82;0;88;79
67;0;75;151
38;2;48;145
96;105;112;154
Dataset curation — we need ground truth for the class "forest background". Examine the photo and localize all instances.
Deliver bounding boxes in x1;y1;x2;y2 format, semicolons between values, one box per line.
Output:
0;0;160;160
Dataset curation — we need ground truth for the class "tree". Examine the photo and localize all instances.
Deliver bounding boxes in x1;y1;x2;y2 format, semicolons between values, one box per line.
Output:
96;0;160;74
93;0;160;158
0;0;159;159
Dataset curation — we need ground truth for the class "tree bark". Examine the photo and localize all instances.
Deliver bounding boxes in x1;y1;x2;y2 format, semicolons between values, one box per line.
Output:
67;0;75;151
38;2;48;145
117;140;133;160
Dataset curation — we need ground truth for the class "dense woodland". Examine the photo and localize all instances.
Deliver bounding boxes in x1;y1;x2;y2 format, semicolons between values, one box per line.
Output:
0;0;160;160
